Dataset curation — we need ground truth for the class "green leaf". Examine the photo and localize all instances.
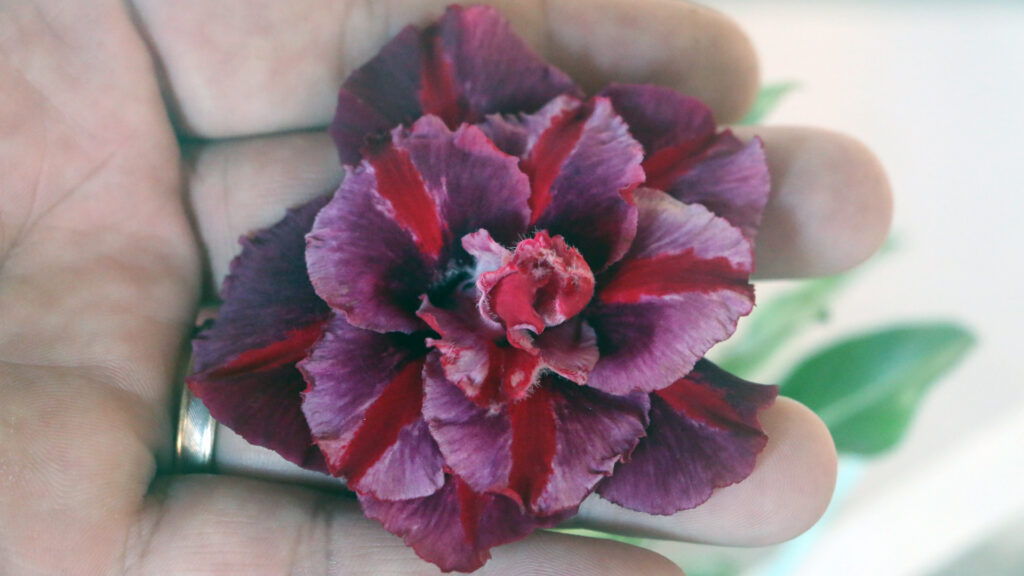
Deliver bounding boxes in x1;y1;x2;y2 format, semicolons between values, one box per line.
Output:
740;82;797;125
715;275;847;377
781;324;974;455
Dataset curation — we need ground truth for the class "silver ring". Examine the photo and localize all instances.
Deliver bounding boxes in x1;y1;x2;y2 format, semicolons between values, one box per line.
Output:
175;381;217;473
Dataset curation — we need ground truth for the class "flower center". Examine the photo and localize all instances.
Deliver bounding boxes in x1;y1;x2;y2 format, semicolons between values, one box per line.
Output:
478;231;595;351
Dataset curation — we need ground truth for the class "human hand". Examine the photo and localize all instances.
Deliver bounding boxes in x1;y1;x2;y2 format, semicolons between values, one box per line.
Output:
0;0;890;574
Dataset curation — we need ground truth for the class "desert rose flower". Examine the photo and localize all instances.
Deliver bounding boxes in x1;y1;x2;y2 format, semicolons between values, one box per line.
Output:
188;5;777;572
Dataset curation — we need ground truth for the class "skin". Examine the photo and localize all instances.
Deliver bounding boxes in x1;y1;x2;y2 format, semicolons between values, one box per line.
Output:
0;0;892;574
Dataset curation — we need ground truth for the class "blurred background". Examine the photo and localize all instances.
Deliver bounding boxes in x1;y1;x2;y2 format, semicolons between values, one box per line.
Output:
640;1;1024;574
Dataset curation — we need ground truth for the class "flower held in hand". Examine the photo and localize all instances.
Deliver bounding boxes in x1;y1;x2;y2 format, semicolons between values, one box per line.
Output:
188;5;777;572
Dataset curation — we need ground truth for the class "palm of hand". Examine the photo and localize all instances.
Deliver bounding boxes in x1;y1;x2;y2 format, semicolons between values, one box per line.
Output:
1;1;888;574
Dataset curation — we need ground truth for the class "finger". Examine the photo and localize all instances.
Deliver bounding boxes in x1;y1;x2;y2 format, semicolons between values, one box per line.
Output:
129;475;685;575
186;126;888;296
183;131;342;297
743;126;893;279
0;1;199;573
213;397;836;547
130;0;758;138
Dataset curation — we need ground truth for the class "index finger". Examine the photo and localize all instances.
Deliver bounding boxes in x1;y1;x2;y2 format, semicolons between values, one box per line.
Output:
130;0;759;138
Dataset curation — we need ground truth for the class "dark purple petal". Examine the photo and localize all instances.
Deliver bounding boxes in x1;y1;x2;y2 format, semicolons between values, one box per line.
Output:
359;475;562;573
330;5;580;165
298;317;443;500
424;358;649;515
531;97;644;270
587;189;754;395
308;118;532;334
597;360;778;514
664;132;770;239
600;83;716;156
189;197;331;472
439;5;580;122
600;84;770;238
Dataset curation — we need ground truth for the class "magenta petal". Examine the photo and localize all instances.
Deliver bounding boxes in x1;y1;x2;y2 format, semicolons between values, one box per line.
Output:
298;317;443;500
586;189;754;395
359;475;558;573
597;360;778;514
665;132;771;239
189;197;330;472
330;6;579;165
424;358;649;515
530;97;644;270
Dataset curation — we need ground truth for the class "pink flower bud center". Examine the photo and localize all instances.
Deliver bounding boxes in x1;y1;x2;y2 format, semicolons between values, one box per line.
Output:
479;231;595;350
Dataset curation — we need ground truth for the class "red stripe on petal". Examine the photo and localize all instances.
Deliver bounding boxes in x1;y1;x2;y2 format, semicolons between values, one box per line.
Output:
367;144;445;259
521;105;590;224
508;386;558;509
599;251;752;304
208;320;326;379
338;359;426;484
419;27;465;128
655;371;763;433
456;476;483;548
641;136;713;191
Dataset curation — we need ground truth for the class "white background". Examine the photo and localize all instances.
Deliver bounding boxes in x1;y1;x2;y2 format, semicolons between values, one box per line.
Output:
703;2;1024;574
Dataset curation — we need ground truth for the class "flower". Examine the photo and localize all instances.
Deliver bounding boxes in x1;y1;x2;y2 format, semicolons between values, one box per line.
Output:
188;5;778;572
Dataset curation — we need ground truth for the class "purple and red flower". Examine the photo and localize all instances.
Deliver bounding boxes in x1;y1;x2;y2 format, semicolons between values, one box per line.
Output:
188;5;778;572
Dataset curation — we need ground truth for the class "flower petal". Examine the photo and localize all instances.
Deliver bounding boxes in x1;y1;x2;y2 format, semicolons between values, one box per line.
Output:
600;83;716;161
597;360;778;514
330;5;579;165
419;294;599;406
664;132;770;239
530;97;644;270
424;358;649;515
359;475;567;573
308;118;532;334
586;189;754;395
400;117;532;247
189;197;330;472
479;95;645;269
298;317;443;500
600;84;770;237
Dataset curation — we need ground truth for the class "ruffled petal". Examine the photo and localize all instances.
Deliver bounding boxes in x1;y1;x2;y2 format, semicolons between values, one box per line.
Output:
597;360;778;514
298;317;443;500
586;189;754;395
529;97;644;270
600;83;716;157
663;132;770;239
189;197;331;472
600;84;770;238
306;161;435;334
359;475;567;573
480;96;644;269
308;117;531;334
419;295;599;406
424;358;649;515
399;117;532;247
330;5;579;165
